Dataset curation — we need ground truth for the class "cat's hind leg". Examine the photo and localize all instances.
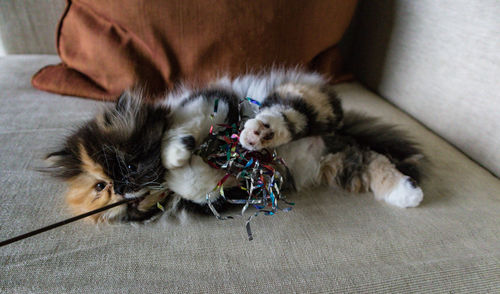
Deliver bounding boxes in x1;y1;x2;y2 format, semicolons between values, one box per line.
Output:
318;149;369;194
318;150;423;208
367;152;423;208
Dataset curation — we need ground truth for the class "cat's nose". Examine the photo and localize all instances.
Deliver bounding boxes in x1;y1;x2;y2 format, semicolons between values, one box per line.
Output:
114;183;126;196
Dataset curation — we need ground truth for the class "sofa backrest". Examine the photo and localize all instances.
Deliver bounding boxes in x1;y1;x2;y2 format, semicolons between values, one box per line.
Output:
351;0;500;177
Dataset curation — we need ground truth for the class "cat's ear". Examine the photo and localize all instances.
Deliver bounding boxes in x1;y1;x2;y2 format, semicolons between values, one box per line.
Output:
115;90;143;115
45;149;70;166
37;149;70;177
115;92;133;113
41;148;82;179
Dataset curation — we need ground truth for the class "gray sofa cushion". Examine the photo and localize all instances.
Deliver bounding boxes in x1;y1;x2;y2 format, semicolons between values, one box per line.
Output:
1;56;499;293
352;0;500;177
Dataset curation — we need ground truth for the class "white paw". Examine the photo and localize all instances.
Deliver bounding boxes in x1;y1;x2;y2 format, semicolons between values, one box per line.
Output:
162;136;194;169
383;176;423;208
239;117;290;151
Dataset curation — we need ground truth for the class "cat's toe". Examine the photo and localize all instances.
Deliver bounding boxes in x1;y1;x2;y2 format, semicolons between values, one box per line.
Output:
383;176;423;208
240;119;268;150
163;136;194;169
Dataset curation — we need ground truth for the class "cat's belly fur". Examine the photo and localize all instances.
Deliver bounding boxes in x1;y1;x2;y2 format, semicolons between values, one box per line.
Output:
276;136;326;191
165;137;326;204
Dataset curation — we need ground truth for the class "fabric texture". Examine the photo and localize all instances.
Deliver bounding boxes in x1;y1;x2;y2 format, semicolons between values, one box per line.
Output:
351;0;500;177
31;0;358;101
0;1;65;55
2;55;500;293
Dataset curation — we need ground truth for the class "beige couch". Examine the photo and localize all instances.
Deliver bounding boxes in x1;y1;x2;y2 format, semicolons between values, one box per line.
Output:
1;1;499;293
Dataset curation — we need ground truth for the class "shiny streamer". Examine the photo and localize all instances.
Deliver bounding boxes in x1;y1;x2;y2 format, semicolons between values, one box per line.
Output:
195;98;293;240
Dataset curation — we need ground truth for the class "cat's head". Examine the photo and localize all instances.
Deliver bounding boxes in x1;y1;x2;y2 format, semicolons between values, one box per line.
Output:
46;93;172;222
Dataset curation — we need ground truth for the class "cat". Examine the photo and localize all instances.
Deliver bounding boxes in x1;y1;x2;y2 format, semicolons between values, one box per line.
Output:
45;69;424;223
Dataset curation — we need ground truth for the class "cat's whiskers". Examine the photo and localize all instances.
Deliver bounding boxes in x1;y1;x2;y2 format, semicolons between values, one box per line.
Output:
101;145;110;170
114;148;127;176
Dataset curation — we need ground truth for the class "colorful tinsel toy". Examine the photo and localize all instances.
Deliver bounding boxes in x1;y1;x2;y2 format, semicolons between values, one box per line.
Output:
194;97;294;240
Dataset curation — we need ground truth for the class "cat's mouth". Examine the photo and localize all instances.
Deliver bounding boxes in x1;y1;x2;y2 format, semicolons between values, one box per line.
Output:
123;189;150;204
121;190;172;222
129;196;146;208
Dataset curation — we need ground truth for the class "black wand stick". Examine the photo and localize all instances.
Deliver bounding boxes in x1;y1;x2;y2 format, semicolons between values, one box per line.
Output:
0;197;140;248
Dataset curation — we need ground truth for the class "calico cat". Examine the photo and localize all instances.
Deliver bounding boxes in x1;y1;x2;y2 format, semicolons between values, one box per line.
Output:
46;70;424;223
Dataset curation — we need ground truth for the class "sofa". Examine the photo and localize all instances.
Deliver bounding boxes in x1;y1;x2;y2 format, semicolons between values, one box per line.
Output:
1;1;499;293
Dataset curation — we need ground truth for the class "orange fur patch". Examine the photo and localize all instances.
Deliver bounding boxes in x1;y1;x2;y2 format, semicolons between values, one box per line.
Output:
319;153;369;193
319;153;343;187
367;152;404;200
64;144;124;222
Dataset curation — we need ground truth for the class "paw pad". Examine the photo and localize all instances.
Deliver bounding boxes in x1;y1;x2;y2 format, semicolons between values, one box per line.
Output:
240;119;277;150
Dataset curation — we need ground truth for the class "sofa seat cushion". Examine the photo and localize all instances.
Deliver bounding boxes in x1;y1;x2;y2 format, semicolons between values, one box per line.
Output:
1;55;499;293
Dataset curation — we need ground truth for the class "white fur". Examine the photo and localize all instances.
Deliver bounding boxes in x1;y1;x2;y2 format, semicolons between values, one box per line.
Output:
163;138;192;169
276;136;326;191
162;96;230;169
214;69;326;103
165;155;235;204
382;176;424;208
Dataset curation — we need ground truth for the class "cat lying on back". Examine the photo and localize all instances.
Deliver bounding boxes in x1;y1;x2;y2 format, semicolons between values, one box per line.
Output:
46;70;424;223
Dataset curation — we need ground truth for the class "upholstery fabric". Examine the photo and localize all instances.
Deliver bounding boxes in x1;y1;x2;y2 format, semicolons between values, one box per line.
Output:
0;1;65;55
1;56;500;293
351;0;500;177
31;0;357;101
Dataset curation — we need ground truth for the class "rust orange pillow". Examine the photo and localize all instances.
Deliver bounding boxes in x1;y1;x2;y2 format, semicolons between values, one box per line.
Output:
32;0;358;101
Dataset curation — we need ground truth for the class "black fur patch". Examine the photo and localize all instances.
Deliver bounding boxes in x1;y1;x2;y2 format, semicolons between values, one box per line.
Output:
181;88;240;124
322;86;344;131
123;192;172;222
181;135;196;151
87;102;170;195
178;187;248;215
280;113;297;137
261;89;344;139
261;92;317;137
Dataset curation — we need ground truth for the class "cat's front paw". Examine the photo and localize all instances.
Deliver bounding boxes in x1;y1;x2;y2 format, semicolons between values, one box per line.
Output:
162;136;195;169
239;118;291;151
383;176;423;208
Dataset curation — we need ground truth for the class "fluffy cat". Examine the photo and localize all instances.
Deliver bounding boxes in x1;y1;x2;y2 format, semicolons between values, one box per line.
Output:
46;70;424;223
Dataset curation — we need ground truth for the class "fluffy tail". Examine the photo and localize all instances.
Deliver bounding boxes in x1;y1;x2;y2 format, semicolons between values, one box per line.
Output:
327;111;423;183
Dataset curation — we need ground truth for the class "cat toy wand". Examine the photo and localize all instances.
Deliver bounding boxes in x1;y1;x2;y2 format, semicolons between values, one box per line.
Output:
0;196;142;248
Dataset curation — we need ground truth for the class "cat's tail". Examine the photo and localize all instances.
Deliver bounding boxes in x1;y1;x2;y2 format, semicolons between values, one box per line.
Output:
331;111;424;183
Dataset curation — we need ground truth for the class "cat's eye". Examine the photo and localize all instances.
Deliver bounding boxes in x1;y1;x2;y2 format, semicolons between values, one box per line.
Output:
127;164;136;172
263;123;270;128
95;182;107;192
